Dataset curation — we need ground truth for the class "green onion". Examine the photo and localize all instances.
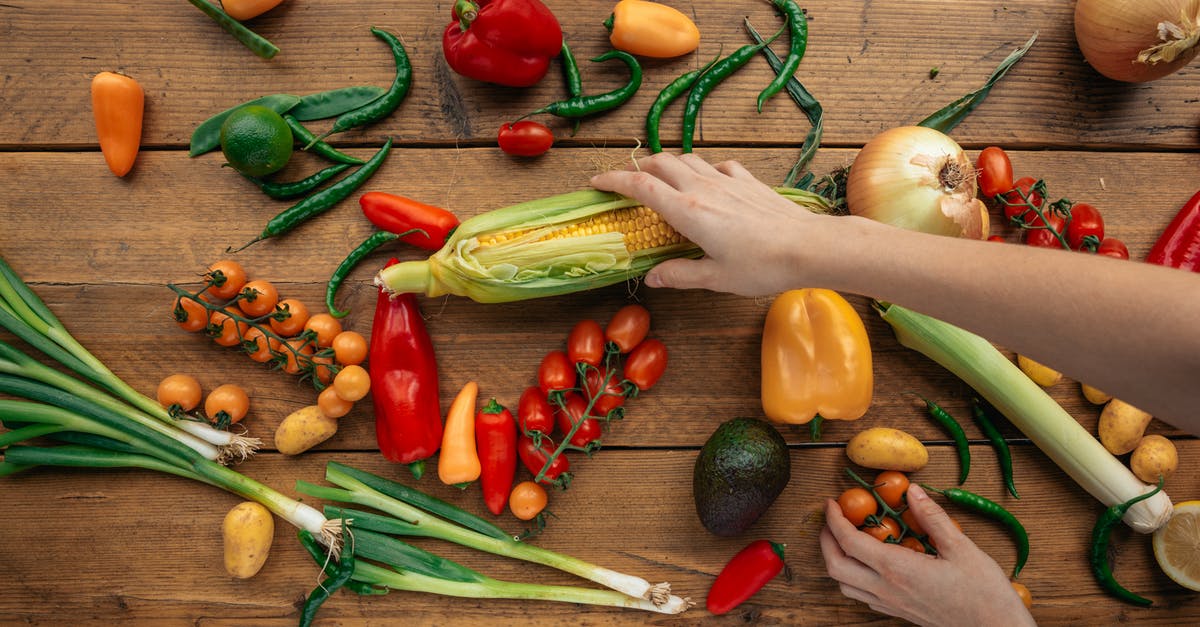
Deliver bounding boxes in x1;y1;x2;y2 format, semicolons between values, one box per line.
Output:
876;302;1173;533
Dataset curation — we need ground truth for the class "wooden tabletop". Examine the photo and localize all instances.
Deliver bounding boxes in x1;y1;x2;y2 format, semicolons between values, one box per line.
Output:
2;1;1198;625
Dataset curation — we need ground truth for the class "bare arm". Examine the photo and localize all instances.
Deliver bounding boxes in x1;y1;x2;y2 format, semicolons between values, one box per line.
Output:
591;153;1200;431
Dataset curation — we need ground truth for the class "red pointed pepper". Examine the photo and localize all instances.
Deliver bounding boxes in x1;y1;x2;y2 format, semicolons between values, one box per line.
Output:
706;539;788;615
475;398;518;515
1147;189;1200;272
359;191;460;250
369;258;443;478
442;0;563;88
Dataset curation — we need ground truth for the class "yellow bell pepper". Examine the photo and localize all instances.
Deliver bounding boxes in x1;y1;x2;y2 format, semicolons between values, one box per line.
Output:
761;289;873;424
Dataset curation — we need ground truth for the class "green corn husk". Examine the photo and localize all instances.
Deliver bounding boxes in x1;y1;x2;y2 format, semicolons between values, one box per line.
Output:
377;187;833;303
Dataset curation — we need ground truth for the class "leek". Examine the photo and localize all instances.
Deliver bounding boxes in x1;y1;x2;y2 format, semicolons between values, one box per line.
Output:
877;302;1173;533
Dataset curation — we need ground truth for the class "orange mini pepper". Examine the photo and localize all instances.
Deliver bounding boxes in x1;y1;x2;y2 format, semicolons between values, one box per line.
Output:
438;381;482;486
760;289;873;424
221;0;285;21
90;71;144;177
604;0;700;59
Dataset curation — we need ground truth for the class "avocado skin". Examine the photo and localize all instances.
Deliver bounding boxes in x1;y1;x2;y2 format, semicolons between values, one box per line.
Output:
693;417;791;536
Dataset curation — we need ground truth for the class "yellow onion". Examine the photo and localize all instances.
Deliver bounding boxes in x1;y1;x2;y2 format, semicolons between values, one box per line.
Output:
1075;0;1200;82
846;126;988;240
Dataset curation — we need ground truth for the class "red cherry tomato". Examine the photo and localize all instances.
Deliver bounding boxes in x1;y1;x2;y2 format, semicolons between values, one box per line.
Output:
1001;177;1044;222
567;319;605;367
1096;237;1130;260
555;392;603;447
624;338;667;391
498;121;553;157
987;235;1006;242
517;385;555;435
605;304;651;353
1065;203;1105;250
584;366;626;417
1024;213;1066;249
537;350;575;396
976;147;1014;198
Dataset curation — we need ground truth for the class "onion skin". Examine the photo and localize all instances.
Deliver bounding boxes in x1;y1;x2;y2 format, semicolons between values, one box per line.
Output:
1075;0;1200;83
846;126;988;240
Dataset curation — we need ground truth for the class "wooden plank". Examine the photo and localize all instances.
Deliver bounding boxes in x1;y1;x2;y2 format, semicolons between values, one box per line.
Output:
0;446;1196;625
2;1;1199;150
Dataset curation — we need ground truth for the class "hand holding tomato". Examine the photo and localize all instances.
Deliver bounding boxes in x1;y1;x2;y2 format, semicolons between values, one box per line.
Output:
820;485;1035;626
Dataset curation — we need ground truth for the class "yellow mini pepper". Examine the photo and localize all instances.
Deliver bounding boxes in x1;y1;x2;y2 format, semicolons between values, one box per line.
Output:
761;289;873;424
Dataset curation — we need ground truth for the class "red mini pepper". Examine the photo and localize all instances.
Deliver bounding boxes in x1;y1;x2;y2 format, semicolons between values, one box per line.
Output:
442;0;563;88
475;398;518;516
359;191;460;251
1147;190;1200;272
517;434;571;487
369;258;443;478
554;391;602;448
706;539;788;615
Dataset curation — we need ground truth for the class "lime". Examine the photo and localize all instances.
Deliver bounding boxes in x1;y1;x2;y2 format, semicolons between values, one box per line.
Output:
219;105;293;177
1153;500;1200;591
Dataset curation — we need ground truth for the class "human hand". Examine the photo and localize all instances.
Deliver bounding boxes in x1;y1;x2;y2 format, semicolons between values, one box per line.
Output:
590;152;836;297
819;484;1035;627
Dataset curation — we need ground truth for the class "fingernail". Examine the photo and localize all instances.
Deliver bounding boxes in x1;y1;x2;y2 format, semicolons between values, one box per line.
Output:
644;273;663;288
908;484;928;502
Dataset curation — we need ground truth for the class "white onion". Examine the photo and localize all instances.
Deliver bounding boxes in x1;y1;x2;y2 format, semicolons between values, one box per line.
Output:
1075;0;1200;83
845;126;988;240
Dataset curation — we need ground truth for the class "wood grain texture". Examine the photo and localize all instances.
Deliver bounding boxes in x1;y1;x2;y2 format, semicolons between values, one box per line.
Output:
2;0;1198;625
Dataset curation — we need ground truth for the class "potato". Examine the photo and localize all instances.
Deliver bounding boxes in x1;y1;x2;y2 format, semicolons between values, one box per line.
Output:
846;427;929;472
1080;383;1112;405
222;501;274;579
274;404;339;455
1130;434;1178;484
1098;398;1153;455
1017;354;1063;387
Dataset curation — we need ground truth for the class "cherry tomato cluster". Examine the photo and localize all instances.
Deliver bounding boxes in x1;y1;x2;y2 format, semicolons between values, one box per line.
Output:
156;373;251;429
508;304;668;524
836;469;941;553
170;259;371;417
976;147;1129;259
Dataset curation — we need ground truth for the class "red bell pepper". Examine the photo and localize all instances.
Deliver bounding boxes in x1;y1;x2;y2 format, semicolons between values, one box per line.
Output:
517;385;555;435
517;434;571;488
359;191;460;251
706;539;788;615
475;398;518;516
442;0;563;88
1147;190;1200;272
554;391;602;448
369;258;443;478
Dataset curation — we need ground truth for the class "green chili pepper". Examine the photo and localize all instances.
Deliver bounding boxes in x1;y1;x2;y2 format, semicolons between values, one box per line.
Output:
971;398;1019;499
745;18;823;187
297;530;389;596
925;485;1029;578
306;28;412;147
297;525;360;627
560;41;584;136
240;163;352;200
189;94;301;157
646;53;722;154
285;115;365;165
236;138;392;251
920;397;971;485
756;0;808;113
326;230;401;318
528;50;642;119
681;21;787;153
185;0;279;59
291;85;388;121
1089;481;1162;607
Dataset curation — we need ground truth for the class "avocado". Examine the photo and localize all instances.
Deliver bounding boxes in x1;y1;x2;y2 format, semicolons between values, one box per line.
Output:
693;417;791;536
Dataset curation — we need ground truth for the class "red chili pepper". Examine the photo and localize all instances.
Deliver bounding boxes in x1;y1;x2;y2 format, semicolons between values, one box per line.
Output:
1147;190;1200;272
517;434;571;487
517;385;555;435
706;539;787;615
475;398;517;516
369;258;443;478
554;391;602;448
442;0;563;88
359;191;460;250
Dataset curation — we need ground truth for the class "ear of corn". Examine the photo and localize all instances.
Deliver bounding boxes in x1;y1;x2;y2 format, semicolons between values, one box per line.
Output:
376;187;833;303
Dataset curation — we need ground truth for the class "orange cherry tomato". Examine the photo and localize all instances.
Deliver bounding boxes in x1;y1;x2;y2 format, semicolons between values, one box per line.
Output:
1011;581;1033;609
331;331;368;366
205;383;250;424
333;364;371;402
317;386;354;419
205;259;248;301
304;313;343;348
282;338;314;375
209;308;248;347
174;296;209;332
238;279;279;318
156;374;202;411
311;353;336;385
900;536;927;553
863;516;902;543
837;487;878;527
243;327;280;363
269;298;310;337
901;508;925;536
509;481;549;521
873;471;910;509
